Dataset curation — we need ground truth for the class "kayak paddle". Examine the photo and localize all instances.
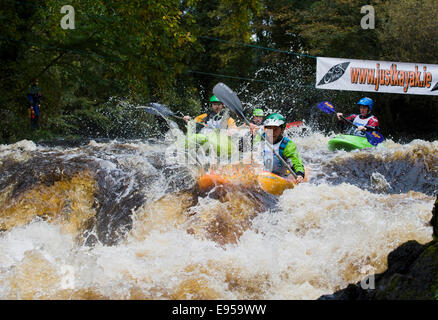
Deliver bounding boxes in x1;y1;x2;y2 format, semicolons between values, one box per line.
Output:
134;103;185;120
135;103;207;127
317;101;384;146
213;82;299;179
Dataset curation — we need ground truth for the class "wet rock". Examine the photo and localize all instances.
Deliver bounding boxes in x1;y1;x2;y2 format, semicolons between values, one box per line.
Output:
0;153;148;246
430;196;438;238
370;172;391;193
386;240;426;275
320;197;438;300
321;195;438;300
322;153;438;197
319;240;427;300
372;242;438;300
92;169;148;246
319;283;368;300
320;236;438;299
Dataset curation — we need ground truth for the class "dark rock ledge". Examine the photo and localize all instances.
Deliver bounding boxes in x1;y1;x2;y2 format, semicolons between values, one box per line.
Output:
320;196;438;300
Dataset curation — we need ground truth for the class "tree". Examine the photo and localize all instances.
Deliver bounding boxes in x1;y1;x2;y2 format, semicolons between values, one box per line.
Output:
0;0;199;142
289;0;380;60
183;0;263;104
377;0;438;64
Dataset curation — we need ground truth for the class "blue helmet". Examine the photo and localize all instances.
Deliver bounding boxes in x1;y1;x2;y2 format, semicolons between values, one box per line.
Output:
357;97;373;111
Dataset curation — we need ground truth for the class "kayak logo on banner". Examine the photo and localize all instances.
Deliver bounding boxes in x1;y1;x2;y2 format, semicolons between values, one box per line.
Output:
317;62;350;85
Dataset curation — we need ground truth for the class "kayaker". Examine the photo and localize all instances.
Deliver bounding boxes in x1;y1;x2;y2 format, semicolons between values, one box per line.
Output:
237;108;265;153
249;108;265;135
336;97;379;137
261;113;305;183
239;108;264;133
183;95;237;133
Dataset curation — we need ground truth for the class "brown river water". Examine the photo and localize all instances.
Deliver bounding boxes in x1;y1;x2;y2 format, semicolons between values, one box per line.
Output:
0;125;436;299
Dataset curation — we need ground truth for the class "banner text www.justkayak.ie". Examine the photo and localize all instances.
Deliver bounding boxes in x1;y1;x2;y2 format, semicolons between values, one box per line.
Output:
350;63;433;92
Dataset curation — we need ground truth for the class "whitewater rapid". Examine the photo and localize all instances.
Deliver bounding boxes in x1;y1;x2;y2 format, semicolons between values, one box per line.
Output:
0;128;436;299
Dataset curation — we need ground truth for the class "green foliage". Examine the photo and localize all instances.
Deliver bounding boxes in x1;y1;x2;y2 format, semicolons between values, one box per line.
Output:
377;0;438;64
284;0;380;59
1;0;437;144
0;0;201;143
184;0;263;95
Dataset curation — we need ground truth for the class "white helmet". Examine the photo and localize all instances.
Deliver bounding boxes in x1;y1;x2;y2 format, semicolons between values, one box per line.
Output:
263;113;285;127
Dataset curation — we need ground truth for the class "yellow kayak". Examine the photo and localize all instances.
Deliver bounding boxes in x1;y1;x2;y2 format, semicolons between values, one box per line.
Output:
198;166;308;196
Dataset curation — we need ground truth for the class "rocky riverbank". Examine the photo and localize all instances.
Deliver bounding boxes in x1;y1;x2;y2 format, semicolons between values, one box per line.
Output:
320;196;438;300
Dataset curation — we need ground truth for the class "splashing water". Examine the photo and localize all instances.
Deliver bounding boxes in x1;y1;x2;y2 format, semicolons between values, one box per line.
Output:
0;126;436;299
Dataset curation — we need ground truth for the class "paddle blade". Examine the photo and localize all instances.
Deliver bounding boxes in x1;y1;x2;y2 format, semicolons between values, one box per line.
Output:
317;101;336;114
143;106;164;117
147;102;176;117
365;130;385;146
213;82;246;121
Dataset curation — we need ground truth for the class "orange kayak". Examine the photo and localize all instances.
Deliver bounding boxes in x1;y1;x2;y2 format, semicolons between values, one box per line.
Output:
198;166;308;196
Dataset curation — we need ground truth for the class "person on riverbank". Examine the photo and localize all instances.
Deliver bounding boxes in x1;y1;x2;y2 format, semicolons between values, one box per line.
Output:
336;97;379;137
261;113;305;183
183;95;236;133
27;79;42;130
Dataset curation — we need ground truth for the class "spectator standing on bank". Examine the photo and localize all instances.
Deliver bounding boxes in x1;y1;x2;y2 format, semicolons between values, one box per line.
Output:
27;79;42;130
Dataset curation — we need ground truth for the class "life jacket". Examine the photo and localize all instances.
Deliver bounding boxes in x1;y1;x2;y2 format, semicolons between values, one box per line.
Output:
195;110;235;134
347;114;374;137
262;134;292;177
204;110;226;128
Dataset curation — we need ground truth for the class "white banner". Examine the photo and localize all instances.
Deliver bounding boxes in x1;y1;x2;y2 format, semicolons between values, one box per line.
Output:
316;57;438;95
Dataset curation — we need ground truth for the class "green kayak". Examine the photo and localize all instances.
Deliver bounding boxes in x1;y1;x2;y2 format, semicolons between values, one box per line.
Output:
328;134;374;151
185;131;236;157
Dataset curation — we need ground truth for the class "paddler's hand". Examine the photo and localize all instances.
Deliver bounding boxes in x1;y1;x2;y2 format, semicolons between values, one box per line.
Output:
357;125;366;131
336;113;343;120
183;115;191;123
296;176;304;183
249;123;259;135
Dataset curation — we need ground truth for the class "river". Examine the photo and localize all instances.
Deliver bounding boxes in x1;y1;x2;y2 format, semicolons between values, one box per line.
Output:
0;124;436;299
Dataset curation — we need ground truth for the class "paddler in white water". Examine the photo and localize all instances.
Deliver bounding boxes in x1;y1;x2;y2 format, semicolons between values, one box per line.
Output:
260;113;305;183
183;94;237;133
248;108;265;134
237;107;265;141
336;97;379;137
